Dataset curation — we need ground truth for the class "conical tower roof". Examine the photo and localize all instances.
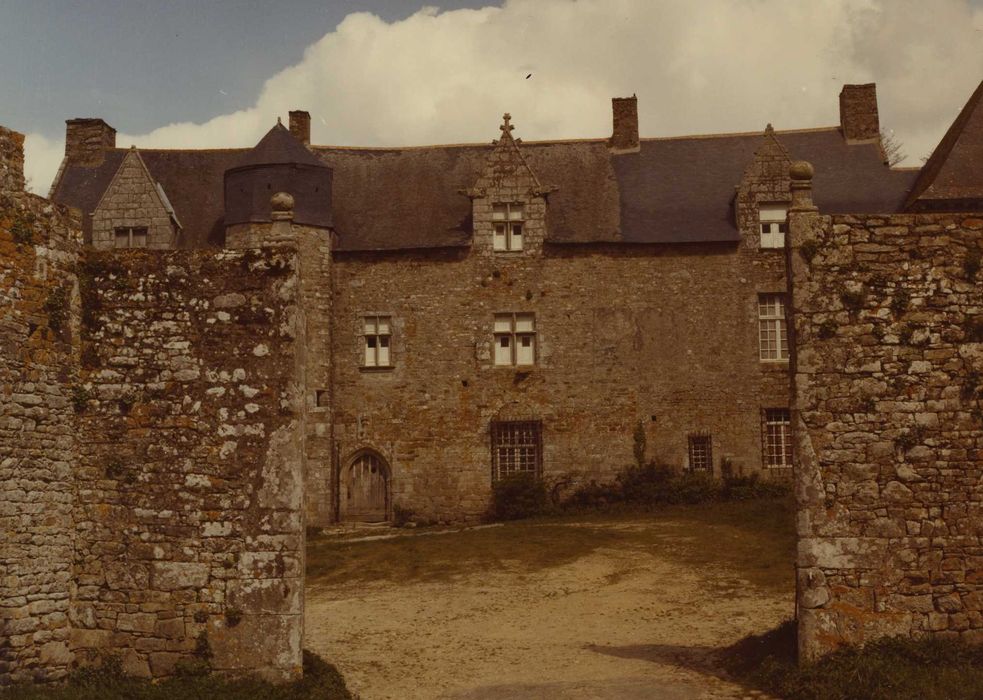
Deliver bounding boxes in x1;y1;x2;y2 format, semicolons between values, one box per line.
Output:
237;121;325;169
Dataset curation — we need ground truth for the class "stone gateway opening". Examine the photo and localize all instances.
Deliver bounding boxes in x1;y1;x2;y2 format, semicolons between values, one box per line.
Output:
340;450;391;523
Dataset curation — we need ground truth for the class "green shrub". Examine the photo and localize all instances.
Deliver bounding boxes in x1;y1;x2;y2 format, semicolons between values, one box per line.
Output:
10;217;34;245
561;461;791;512
721;474;790;501
0;649;352;699
392;504;415;527
839;288;866;311
890;287;911;316
488;472;550;521
798;238;821;264
817;319;838;339
722;621;983;700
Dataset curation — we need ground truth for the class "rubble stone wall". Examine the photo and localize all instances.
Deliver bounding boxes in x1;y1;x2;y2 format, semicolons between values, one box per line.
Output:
71;246;305;680
1;132;81;683
329;239;790;522
790;209;983;659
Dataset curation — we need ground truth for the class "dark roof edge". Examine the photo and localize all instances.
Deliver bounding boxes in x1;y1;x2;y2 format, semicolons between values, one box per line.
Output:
904;78;983;209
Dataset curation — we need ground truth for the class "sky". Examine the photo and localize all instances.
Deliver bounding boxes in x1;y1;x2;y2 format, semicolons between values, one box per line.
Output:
2;0;983;194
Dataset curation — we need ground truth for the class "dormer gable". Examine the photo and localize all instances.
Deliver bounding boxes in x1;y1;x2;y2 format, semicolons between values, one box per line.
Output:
734;124;792;249
464;114;557;255
90;147;181;250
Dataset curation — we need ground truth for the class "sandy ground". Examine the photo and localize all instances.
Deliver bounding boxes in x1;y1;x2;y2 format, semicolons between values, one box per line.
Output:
305;522;790;700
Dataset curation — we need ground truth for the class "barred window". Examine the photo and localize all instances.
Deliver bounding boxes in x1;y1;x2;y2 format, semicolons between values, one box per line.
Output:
494;312;536;366
491;420;542;481
363;315;392;368
763;408;793;468
688;433;712;472
492;202;524;251
114;226;148;249
758;293;789;361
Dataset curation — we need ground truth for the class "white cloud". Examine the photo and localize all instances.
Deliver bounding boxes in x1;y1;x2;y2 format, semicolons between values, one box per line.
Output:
23;0;983;194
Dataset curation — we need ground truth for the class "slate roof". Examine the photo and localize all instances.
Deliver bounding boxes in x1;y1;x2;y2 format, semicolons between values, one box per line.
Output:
51;124;918;251
905;79;983;209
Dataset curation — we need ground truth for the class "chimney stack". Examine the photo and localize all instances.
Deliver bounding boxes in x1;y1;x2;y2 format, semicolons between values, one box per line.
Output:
65;118;116;167
289;110;311;146
0;125;26;195
839;84;880;143
609;95;640;153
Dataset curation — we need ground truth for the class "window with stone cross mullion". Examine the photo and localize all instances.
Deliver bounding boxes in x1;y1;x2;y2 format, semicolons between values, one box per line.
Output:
492;202;524;251
362;315;392;367
493;312;535;366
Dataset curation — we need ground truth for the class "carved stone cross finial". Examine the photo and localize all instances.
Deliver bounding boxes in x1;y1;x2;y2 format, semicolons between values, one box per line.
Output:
501;113;514;133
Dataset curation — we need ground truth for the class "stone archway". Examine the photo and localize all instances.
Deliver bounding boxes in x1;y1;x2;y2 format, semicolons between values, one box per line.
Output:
340;450;391;523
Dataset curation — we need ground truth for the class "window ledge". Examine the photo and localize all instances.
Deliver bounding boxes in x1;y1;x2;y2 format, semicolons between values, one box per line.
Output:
359;365;395;373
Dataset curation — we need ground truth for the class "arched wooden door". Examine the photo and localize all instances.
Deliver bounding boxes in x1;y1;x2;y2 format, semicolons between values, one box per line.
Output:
341;451;390;523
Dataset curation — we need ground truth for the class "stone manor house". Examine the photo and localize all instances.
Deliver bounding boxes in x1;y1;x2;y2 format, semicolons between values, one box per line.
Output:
43;83;952;525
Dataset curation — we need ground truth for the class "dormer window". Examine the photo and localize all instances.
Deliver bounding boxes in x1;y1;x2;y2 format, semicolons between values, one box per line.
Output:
114;226;148;249
759;204;788;249
492;203;524;251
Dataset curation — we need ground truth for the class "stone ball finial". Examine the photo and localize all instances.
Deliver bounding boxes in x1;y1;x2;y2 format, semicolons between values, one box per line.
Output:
790;160;814;181
271;191;295;213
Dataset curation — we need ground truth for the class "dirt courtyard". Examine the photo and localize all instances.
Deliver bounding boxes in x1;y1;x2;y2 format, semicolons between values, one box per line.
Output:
304;502;793;700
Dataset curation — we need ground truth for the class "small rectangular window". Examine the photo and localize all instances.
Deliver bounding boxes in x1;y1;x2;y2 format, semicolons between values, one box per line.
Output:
763;409;793;468
491;203;524;251
758;293;789;361
688;434;713;472
494;312;536;366
758;204;788;249
114;226;148;249
491;420;542;481
362;315;393;368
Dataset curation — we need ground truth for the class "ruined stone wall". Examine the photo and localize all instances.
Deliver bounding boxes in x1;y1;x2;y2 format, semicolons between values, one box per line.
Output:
790;208;983;659
70;246;305;680
326;239;789;523
0;133;82;683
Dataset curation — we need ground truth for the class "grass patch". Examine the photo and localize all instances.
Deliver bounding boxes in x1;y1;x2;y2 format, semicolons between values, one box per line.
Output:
307;498;794;592
722;621;983;700
0;651;351;700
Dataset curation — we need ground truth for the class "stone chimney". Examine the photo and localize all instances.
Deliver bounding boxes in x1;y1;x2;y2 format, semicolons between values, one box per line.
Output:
289;110;311;146
65;118;116;166
839;84;880;143
609;95;640;153
0;125;26;195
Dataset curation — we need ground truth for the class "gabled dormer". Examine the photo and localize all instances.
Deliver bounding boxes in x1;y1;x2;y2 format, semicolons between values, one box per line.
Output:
734;124;792;250
90;147;181;250
463;113;556;255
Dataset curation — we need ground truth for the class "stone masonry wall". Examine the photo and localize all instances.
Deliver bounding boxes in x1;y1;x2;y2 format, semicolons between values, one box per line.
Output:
1;131;82;683
790;205;983;659
70;246;305;680
328;239;790;523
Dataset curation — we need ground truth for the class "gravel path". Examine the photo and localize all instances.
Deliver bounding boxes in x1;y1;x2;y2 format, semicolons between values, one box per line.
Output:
305;521;789;700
